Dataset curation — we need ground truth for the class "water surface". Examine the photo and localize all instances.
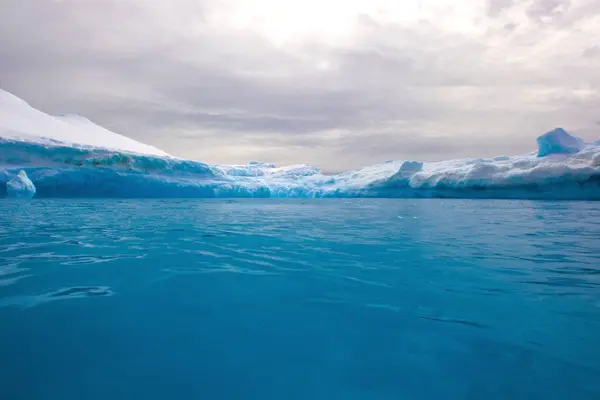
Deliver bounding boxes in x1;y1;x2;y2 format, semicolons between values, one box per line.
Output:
1;199;599;399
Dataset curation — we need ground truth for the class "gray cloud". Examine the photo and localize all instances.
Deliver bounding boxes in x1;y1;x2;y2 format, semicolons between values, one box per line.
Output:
1;0;599;171
582;45;600;58
488;0;515;17
526;0;570;20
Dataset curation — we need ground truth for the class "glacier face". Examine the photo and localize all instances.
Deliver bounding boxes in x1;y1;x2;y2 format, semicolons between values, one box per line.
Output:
1;89;599;199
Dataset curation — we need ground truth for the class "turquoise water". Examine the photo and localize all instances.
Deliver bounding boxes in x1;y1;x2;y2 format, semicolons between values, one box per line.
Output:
1;199;599;399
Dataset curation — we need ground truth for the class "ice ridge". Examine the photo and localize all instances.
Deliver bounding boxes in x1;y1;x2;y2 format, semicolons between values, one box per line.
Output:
1;89;599;199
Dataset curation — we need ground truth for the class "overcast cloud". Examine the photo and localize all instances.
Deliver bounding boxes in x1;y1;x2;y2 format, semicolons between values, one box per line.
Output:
1;0;599;171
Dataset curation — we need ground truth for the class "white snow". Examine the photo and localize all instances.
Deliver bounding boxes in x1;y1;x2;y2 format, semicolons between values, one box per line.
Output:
6;170;36;198
0;89;168;157
1;88;599;199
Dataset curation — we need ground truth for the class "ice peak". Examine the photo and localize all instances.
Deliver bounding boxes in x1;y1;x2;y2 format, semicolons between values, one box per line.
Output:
536;128;584;157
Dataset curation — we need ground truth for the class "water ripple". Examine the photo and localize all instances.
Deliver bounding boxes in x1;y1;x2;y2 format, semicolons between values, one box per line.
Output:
0;286;113;309
1;198;600;395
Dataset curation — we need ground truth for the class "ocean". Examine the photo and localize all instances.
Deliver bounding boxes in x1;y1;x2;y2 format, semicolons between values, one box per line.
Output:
1;199;599;399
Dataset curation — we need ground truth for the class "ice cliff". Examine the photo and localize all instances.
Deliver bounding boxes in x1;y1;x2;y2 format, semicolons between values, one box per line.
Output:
1;89;599;199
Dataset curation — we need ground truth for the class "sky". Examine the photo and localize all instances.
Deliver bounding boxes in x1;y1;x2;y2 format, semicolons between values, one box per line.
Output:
1;0;599;171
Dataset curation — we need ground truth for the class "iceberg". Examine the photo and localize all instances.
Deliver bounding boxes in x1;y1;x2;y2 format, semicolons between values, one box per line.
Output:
6;170;36;198
1;89;599;199
0;89;167;156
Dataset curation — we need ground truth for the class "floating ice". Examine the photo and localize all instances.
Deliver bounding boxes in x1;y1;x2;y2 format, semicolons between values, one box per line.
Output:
1;89;599;200
6;170;36;198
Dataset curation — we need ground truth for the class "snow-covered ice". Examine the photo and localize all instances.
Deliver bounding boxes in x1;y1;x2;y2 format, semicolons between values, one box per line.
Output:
0;89;167;156
6;170;36;198
1;89;599;199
